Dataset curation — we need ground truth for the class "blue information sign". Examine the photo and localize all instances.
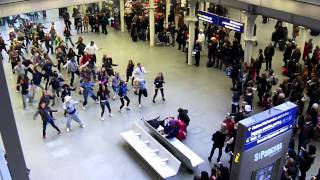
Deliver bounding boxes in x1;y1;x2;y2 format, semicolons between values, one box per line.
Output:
241;102;297;151
197;10;244;33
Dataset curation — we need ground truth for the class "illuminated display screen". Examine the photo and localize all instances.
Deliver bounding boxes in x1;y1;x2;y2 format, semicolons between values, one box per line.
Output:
244;107;297;151
197;10;244;33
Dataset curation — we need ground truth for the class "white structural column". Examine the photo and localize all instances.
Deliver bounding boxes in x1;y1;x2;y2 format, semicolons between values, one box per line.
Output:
149;0;155;46
98;1;103;11
199;2;205;30
165;0;171;27
297;26;307;53
120;0;125;32
243;13;257;63
187;0;197;65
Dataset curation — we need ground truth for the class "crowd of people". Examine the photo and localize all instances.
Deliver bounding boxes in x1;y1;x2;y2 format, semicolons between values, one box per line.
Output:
0;9;171;140
192;18;320;179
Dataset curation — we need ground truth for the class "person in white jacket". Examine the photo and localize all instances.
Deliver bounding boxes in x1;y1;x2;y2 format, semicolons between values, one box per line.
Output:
197;29;205;54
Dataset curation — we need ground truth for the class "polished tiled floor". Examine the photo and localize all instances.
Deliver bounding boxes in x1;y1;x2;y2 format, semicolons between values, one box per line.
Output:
1;8;320;180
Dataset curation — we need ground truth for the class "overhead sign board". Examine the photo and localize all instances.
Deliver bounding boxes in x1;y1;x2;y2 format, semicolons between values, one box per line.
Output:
230;102;298;180
244;107;297;151
197;10;244;33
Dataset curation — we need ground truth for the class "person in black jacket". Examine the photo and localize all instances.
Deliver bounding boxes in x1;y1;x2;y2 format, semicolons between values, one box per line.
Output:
299;144;316;180
194;41;202;67
126;60;135;85
264;42;275;70
208;124;227;162
283;42;293;67
257;73;270;106
177;108;190;127
153;72;165;103
33;101;61;140
256;49;264;77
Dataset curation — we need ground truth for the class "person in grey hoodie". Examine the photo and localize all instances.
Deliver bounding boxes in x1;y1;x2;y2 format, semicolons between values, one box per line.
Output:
63;96;85;132
64;57;79;87
13;61;27;92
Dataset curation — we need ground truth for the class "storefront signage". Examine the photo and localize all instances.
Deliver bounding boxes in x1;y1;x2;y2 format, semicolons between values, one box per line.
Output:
244;105;297;151
197;10;244;33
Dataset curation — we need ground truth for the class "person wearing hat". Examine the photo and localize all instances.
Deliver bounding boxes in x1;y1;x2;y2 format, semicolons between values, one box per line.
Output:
208;123;227;163
63;96;85;132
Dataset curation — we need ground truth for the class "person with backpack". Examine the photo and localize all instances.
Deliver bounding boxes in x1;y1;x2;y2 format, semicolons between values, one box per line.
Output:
33;101;61;140
208;124;227;163
63;96;85;132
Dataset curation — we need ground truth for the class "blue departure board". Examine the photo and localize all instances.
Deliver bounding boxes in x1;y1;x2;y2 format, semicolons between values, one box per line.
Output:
197;10;244;33
242;103;297;151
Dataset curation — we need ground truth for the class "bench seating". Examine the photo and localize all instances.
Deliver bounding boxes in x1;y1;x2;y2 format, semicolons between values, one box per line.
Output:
121;121;181;179
143;120;204;171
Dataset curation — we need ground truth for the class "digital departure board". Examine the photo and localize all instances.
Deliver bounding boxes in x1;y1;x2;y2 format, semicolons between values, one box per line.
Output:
197;10;244;33
243;104;297;151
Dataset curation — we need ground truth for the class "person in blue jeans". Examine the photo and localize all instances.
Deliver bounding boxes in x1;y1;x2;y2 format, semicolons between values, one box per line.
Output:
33;102;61;140
111;72;121;100
138;80;148;107
118;80;130;113
80;78;98;110
63;96;85;132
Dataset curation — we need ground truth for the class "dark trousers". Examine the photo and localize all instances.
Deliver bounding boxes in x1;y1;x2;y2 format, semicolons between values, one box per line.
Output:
100;101;111;117
153;88;164;100
57;60;65;71
83;93;97;106
126;74;134;85
70;70;80;86
45;44;53;54
231;104;239;114
209;144;223;162
120;96;130;109
102;24;108;34
138;89;148;104
266;59;272;70
64;20;71;29
42;120;60;138
195;54;200;66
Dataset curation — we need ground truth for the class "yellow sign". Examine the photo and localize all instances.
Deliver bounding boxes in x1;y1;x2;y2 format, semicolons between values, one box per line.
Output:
235;153;240;163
